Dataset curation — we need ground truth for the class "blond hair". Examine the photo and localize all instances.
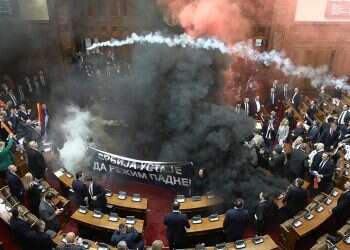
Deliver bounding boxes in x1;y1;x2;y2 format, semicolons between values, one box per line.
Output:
22;172;34;191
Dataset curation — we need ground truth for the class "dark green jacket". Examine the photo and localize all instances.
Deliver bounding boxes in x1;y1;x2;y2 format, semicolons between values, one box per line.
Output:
0;138;14;172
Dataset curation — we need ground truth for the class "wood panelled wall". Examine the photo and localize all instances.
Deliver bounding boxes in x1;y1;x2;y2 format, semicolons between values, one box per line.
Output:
269;0;350;90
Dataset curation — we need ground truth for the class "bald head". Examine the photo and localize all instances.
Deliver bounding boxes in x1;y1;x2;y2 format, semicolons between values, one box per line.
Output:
65;232;76;243
8;165;17;173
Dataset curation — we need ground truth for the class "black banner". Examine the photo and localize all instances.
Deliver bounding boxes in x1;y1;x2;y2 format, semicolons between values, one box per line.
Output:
89;147;193;190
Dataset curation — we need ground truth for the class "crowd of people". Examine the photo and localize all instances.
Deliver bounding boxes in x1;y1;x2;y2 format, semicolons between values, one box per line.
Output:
1;69;350;249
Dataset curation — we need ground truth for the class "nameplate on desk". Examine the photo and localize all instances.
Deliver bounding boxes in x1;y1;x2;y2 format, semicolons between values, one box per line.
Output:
78;206;88;214
192;196;201;201
304;212;314;220
316;205;324;213
96;242;109;250
81;240;90;249
175;195;185;203
252;236;264;245
215;243;227;250
208;213;219;222
344;235;350;244
117;191;127;200
346;163;350;169
92;210;102;218
5;205;11;211
105;191;112;197
344;170;349;176
324;198;332;205
126;216;135;224
331;190;339;197
108;213;119;222
192;216;202;224
207;192;215;199
292;220;302;228
132;194;141;202
65;173;72;178
234;240;246;249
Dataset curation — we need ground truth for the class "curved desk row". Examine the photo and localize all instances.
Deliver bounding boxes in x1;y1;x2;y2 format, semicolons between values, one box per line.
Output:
54;169;148;214
71;209;144;233
178;195;223;213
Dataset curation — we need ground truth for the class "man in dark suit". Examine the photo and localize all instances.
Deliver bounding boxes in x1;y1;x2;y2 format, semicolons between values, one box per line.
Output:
85;176;107;211
164;202;190;249
332;181;350;227
268;145;286;177
72;171;88;206
223;198;249;242
268;87;278;110
291;88;301;112
337;105;350;130
311;153;335;193
310;143;325;174
319;123;338;151
283;178;308;218
10;207;31;249
307;120;320;143
287;144;308;181
27;140;47;180
290;122;305;141
250;96;262;117
6;164;24;202
39;192;63;232
26;223;56;250
305;100;317;124
254;192;278;236
241;97;251;116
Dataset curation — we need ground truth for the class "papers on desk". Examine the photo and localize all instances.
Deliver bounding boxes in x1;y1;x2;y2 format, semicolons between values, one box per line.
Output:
55;170;64;178
324;198;332;205
96;242;109;250
65;173;72;178
331;190;339;197
344;235;350;244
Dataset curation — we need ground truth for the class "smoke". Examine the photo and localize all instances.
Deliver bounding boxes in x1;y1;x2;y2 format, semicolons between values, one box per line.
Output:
58;105;92;173
88;33;349;91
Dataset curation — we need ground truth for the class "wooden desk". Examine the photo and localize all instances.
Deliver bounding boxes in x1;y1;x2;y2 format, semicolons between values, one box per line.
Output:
39;180;70;208
54;170;148;213
292;188;343;238
186;214;225;236
205;235;279;250
53;231;117;250
71;209;144;233
179;196;223;213
336;239;350;250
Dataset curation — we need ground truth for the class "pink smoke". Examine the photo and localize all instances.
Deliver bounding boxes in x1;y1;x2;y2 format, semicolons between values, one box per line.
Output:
159;0;251;44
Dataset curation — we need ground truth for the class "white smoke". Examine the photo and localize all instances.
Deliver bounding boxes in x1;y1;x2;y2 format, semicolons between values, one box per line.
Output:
59;105;92;172
88;32;349;91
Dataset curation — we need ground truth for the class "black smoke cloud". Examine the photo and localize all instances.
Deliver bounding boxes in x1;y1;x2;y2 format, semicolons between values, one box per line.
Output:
90;43;289;208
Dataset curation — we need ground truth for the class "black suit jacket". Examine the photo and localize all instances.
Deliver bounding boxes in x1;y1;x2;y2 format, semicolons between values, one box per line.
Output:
27;148;47;179
26;230;56;250
223;208;249;241
250;100;261;116
317;160;335;187
283;186;308;216
311;151;324;172
269;153;285;177
88;182;107;211
6;171;24;201
72;179;88;206
292;93;301;109
308;125;320;143
332;190;350;222
10;216;31;238
288;149;308;178
164;211;190;244
319;129;339;150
